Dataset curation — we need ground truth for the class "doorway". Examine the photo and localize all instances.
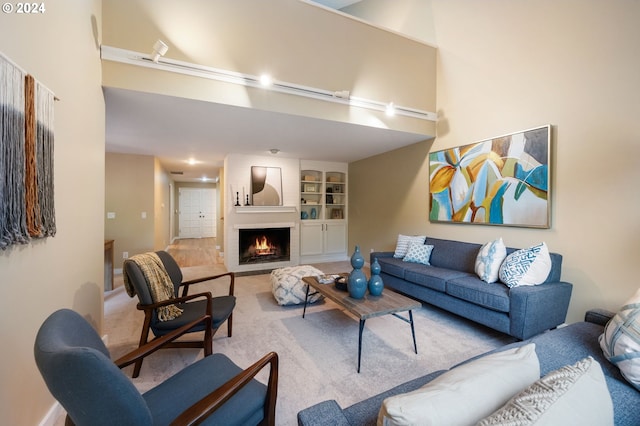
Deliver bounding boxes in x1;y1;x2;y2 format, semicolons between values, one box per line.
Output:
178;187;217;238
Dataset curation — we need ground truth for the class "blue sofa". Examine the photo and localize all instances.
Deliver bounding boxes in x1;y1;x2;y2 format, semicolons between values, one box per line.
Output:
297;309;640;426
371;237;573;340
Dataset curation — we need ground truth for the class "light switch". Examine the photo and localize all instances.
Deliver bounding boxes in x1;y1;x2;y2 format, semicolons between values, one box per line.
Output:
141;212;147;219
107;212;116;219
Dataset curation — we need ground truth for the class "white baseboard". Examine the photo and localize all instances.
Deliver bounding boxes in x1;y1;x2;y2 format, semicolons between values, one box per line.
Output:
38;401;64;426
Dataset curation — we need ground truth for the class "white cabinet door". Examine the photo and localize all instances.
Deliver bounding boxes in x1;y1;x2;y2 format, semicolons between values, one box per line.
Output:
324;222;346;255
300;222;324;256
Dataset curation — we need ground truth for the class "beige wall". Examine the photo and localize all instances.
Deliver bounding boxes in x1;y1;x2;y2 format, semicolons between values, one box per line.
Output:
350;0;640;324
100;0;436;136
105;153;157;264
342;0;436;46
0;1;105;424
154;158;172;249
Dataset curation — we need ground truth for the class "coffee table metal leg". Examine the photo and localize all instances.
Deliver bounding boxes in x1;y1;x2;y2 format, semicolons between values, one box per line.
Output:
392;310;418;354
358;319;366;373
409;310;417;354
302;284;310;319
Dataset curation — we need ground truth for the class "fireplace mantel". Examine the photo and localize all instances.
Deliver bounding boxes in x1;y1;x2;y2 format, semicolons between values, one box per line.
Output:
233;222;296;230
234;206;298;214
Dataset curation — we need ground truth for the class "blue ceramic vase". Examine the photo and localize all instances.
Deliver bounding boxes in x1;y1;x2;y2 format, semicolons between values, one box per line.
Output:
348;245;367;299
368;257;384;296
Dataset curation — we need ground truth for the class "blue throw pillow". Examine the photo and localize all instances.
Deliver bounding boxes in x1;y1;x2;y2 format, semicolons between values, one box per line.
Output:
403;243;434;265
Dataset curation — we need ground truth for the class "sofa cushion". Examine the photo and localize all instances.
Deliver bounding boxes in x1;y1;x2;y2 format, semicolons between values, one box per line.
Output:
402;243;434;265
426;237;482;273
378;344;539;426
445;275;511;312
599;287;640;391
475;238;507;283
478;357;613;426
393;234;426;259
376;257;408;279
403;265;473;293
499;242;552;287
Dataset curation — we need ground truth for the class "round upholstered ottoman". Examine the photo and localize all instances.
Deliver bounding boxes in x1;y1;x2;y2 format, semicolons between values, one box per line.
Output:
271;265;325;306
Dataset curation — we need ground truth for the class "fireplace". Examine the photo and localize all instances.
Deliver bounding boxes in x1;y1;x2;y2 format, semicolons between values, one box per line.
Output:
238;227;290;265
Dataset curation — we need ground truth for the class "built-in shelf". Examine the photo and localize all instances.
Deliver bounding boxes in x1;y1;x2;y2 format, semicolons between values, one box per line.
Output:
234;206;298;214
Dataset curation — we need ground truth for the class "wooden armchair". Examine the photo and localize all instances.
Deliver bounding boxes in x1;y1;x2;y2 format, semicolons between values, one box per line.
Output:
35;309;278;426
124;250;235;377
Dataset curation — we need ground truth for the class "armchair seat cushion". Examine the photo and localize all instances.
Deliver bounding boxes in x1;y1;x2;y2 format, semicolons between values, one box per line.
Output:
144;353;267;426
151;296;236;335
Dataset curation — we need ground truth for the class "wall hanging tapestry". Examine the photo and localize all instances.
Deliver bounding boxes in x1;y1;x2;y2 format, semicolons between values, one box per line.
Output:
1;52;56;249
429;125;550;228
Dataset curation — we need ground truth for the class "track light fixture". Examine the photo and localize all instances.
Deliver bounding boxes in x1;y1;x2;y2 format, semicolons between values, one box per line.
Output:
151;40;169;63
385;102;396;116
101;45;437;121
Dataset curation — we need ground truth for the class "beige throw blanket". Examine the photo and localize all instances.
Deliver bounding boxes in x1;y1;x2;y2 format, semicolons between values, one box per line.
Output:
123;252;183;321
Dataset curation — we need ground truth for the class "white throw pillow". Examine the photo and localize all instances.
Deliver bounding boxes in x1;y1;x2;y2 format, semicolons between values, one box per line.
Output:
475;238;507;283
402;243;434;266
377;344;540;426
393;234;426;259
499;242;552;287
599;287;640;390
478;357;613;426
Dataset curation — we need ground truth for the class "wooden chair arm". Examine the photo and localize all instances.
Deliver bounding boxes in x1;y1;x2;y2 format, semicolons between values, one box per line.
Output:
181;272;235;298
114;316;213;369
137;291;212;311
169;351;279;426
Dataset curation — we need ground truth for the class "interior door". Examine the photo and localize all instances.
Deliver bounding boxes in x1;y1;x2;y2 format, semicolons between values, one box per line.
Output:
178;188;216;238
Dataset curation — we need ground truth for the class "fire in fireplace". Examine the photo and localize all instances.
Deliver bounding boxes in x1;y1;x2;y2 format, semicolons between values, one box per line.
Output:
239;227;290;265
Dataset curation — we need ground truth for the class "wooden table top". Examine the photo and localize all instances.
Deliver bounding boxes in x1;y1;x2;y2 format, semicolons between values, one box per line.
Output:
302;275;421;320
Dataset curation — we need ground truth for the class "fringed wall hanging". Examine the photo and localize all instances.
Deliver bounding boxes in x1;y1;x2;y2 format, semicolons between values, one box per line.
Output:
0;52;56;250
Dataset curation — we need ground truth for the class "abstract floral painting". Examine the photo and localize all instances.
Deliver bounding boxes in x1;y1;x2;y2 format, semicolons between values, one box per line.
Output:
429;125;550;228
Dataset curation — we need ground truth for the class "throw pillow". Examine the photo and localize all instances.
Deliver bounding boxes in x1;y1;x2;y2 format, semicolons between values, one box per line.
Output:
498;242;552;288
475;238;507;283
393;234;426;259
377;344;539;426
599;287;640;391
402;243;434;266
478;356;613;426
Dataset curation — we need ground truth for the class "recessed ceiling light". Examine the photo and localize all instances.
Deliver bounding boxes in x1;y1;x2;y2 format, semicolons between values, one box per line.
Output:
187;158;197;165
269;148;280;154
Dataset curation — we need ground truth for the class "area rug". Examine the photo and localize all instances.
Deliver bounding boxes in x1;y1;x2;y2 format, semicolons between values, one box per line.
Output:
105;264;515;425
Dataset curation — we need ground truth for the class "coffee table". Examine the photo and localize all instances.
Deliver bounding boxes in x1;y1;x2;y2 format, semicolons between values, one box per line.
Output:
302;275;421;373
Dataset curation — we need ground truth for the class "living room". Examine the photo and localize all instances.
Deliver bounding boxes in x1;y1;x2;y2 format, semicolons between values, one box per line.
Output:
1;0;638;425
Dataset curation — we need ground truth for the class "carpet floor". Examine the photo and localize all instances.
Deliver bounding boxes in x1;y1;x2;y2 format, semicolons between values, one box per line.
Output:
97;262;515;425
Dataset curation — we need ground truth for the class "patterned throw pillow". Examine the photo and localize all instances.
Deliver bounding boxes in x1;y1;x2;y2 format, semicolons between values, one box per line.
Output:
402;243;434;266
478;357;614;426
393;234;426;258
498;242;552;288
599;287;640;390
475;238;507;283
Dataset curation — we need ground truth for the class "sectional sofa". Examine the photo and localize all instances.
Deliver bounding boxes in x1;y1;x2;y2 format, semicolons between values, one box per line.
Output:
371;237;573;340
297;309;640;425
